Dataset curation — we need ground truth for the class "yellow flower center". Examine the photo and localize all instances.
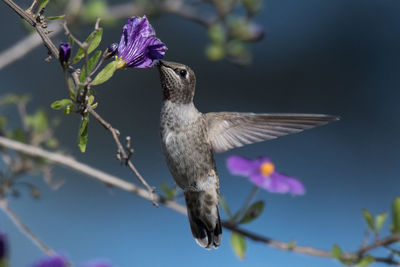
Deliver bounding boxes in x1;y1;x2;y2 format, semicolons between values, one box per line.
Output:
116;56;126;70
260;162;275;177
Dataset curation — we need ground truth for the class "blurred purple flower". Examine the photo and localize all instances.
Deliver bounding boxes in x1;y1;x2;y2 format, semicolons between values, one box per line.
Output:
32;256;67;267
0;233;8;260
117;16;167;69
226;155;305;195
58;43;71;64
80;259;113;267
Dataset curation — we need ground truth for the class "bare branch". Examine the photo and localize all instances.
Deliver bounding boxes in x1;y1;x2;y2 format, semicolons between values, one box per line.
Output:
0;135;399;265
0;198;56;256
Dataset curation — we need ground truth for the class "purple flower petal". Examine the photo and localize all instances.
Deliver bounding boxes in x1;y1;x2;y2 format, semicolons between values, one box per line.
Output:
226;155;306;196
80;259;112;267
32;256;67;267
117;16;167;68
226;155;255;176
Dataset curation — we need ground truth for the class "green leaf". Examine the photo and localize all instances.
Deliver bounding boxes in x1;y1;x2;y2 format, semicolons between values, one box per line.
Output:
0;116;8;132
72;27;103;64
0;94;30;106
50;99;73;110
45;138;59;149
38;0;50;10
12;129;26;143
239;200;264;224
231;232;246;260
80;50;102;82
160;183;177;200
392;197;400;233
241;0;262;15
46;15;65;20
78;114;89;153
357;256;375;267
208;24;226;44
205;43;225;61
219;196;232;219
85;0;108;22
375;212;388;232
25;110;48;133
362;209;375;231
91;61;117;85
331;245;343;260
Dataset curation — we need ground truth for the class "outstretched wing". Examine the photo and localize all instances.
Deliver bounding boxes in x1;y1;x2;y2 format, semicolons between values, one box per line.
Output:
205;112;339;153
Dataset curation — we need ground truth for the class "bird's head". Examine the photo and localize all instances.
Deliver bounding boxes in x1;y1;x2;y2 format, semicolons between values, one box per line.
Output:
157;60;196;104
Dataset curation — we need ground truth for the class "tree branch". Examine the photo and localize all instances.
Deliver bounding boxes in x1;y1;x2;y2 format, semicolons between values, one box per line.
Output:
0;135;399;265
0;198;55;256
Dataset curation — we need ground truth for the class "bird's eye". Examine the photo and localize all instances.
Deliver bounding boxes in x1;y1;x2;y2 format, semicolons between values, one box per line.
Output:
179;69;187;78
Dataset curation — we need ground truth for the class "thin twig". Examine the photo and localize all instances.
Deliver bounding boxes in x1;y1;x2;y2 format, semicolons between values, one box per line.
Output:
0;198;55;256
0;135;399;265
87;106;157;205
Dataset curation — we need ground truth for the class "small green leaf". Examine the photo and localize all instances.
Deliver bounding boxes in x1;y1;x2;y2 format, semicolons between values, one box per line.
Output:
63;105;75;115
205;43;225;61
392;197;400;233
219;196;232;219
0;93;30;106
160;183;177;200
375;212;388;232
88;95;95;105
45;138;59;149
50;99;73;110
91;61;117;85
357;256;375;267
0;116;8;132
331;245;343;260
208;24;226;44
25;110;48;133
46;15;65;20
239;200;264;224
80;50;102;82
78;114;89;153
12;129;26;143
231;232;246;260
90;102;98;109
287;240;296;250
69;36;74;46
72;28;103;64
362;209;375;231
38;0;50;10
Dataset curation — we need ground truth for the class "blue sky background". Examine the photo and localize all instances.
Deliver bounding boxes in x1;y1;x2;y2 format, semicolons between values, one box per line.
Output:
1;0;400;266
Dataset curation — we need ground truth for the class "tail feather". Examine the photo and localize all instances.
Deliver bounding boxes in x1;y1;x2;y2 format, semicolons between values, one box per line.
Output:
185;191;222;249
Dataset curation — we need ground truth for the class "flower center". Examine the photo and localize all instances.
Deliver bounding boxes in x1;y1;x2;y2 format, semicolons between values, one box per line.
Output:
116;57;126;70
260;162;275;177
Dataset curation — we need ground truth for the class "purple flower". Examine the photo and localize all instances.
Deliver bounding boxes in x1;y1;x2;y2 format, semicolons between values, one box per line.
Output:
226;155;305;196
116;16;167;69
32;256;67;267
58;43;71;64
80;259;113;267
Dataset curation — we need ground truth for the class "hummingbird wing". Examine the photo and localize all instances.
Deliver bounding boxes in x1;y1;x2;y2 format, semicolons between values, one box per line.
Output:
205;112;339;153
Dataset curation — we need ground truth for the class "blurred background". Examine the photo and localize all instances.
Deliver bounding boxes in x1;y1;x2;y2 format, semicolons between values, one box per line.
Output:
1;0;400;266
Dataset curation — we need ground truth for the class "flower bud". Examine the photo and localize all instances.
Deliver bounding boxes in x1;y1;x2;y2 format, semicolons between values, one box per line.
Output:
58;42;71;65
105;42;118;59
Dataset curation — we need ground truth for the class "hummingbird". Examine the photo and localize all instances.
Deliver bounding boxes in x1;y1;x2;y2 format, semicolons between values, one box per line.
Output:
157;60;338;249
